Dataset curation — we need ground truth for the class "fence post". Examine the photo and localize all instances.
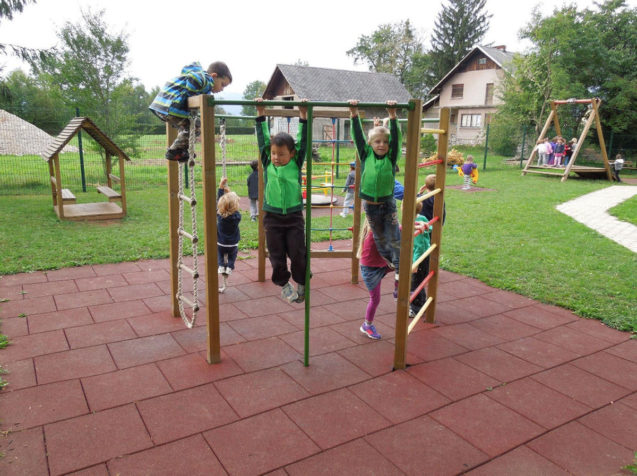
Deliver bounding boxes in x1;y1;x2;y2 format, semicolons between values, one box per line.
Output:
483;122;490;170
76;107;87;192
520;125;527;168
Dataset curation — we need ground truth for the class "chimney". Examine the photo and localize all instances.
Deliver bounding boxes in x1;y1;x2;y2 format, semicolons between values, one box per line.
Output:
494;45;506;51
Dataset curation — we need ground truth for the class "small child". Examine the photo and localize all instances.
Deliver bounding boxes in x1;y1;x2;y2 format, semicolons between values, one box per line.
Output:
247;160;259;221
349;99;401;299
535;139;548;166
460;155;478;190
410;202;432;318
149;61;232;162
553;137;565;167
216;177;242;293
358;218;391;340
418;174;446;225
613;153;625;183
340;161;356;218
255;98;308;303
564;138;577;165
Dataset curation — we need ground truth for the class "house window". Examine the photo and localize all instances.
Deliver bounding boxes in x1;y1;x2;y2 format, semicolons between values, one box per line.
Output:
451;84;463;99
460;114;482;128
478;58;487;65
282;95;294;110
485;83;494;105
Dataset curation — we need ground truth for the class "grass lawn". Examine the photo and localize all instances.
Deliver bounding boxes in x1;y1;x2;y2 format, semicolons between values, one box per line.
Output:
609;194;637;226
0;150;635;332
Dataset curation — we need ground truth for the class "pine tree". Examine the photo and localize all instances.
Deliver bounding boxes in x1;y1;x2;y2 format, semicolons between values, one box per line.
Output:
430;0;492;81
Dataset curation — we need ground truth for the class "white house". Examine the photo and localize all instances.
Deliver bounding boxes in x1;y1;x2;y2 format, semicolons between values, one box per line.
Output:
423;45;516;145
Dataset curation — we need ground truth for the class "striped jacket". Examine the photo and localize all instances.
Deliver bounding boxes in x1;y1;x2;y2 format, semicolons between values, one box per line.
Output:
149;62;215;118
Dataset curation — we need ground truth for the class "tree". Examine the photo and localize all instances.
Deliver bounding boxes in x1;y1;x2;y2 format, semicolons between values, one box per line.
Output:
429;0;491;81
241;80;266;117
0;0;50;64
347;20;429;97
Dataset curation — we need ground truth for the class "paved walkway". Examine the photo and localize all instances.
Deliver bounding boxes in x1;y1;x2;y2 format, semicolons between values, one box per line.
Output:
556;184;637;252
1;246;635;475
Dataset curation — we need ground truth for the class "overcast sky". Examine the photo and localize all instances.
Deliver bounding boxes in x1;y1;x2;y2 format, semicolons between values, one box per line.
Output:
1;0;633;99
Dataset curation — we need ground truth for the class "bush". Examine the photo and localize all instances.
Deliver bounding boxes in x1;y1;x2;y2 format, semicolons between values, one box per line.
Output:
488;118;521;157
420;133;437;156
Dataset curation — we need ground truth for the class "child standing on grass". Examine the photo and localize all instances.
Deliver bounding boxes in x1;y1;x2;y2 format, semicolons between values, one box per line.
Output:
358;218;391;339
217;177;242;293
349;99;401;299
255;98;308;304
340;161;356;217
149;61;232;162
247;160;259;221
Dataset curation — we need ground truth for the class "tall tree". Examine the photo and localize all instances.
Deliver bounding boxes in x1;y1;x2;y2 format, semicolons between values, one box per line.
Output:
241;80;266;116
0;0;50;64
429;0;491;81
347;20;429;97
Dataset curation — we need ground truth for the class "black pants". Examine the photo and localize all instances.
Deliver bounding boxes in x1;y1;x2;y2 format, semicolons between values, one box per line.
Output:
264;211;306;286
613;169;622;182
410;256;430;313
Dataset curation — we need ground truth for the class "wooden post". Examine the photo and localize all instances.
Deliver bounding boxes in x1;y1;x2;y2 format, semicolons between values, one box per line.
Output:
562;106;596;182
167;123;180;317
592;98;613;181
49;161;57;207
199;95;221;364
522;109;554;174
394;99;422;370
551;101;562;137
53;155;64;219
425;107;449;324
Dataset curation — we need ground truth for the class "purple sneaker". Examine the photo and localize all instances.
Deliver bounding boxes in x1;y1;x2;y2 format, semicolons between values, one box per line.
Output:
360;322;381;340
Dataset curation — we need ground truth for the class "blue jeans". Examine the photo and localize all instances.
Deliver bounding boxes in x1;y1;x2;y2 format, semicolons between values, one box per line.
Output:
218;245;238;270
364;200;401;272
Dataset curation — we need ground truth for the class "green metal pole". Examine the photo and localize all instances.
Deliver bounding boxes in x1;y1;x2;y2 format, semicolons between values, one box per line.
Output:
76;107;87;192
304;106;313;367
483;122;490;170
520;125;527;169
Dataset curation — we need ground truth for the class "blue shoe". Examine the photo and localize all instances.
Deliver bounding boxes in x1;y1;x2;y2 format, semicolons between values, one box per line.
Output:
281;282;298;303
294;284;305;303
360;322;381;340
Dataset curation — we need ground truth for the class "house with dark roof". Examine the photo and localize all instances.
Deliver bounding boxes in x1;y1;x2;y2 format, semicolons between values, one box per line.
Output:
423;45;516;145
262;64;412;141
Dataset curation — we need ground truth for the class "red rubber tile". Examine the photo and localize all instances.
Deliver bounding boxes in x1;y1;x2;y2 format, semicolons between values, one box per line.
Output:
318;283;369;302
531;363;630;408
0;330;68;363
572;351;637;390
136;383;238;444
338;340;404;376
157;350;243;390
280;352;369;394
215;367;309;417
0;271;47;286
432;300;483;325
91;261;141;276
366;415;488;475
75;274;128;292
0;427;47;476
55;289;112;311
204;409;319;476
227;314;298;340
232;295;295;317
122;268;170;285
0;380;88;430
283;388;390;449
0;295;56;319
222;336;301;372
503;304;577;330
606;339;637;364
406;328;470;362
431;394;544;457
45;404;152;475
82;363;172;412
566;318;632;344
533;326;613;356
1;358;36;391
465;446;570;476
35;345;116;384
45;266;96;282
0;316;28;337
66;464;109;475
455;346;542;382
107;434;225;475
408;357;500;400
234;280;281;299
321;299;369;321
28;307;93;334
469;314;541;340
619;392;637;410
65;319;137;348
107;282;163;302
486;377;591;429
350;370;449;423
278;305;344;329
527;422;635;476
285;438;403;476
451;295;513;318
497;336;580;368
480;289;536;309
108;334;185;369
0;284;25;301
127;310;190;336
280;326;357;357
432;323;506;350
88;299;151;322
23;279;78;298
579;401;637;450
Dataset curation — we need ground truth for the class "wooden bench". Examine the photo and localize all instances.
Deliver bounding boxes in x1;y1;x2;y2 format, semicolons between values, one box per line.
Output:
61;188;76;204
97;186;122;202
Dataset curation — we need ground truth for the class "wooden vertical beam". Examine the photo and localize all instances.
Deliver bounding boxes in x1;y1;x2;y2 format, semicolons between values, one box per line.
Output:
425;107;449;324
167;123;180;317
48;160;57;207
394;99;422;370
199;95;221;364
562;106;596;182
522;109;555;174
551;101;562;137
53;155;64;219
592;98;613;181
105;153;112;188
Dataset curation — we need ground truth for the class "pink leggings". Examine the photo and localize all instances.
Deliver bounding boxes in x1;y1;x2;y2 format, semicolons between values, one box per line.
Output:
365;282;382;323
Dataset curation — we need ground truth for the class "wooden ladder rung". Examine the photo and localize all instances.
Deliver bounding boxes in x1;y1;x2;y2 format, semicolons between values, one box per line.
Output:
179;264;199;279
421;128;446;135
97;186;122;201
178;193;197;206
178;228;199;244
178;295;200;312
108;174;121;183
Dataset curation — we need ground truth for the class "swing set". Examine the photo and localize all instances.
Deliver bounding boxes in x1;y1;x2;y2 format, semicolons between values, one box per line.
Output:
166;97;450;371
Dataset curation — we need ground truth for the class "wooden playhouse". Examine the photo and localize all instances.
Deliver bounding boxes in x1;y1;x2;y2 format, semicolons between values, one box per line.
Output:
42;117;130;220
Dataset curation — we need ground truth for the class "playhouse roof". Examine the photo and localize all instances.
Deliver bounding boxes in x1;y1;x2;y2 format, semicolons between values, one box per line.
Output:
263;64;412;103
41;116;131;162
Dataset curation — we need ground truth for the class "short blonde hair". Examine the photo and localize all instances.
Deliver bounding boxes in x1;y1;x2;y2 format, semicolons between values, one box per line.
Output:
368;126;389;143
218;192;240;218
425;174;436;191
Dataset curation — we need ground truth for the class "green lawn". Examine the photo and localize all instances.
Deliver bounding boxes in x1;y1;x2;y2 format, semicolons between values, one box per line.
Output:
609;194;637;226
1;150;635;332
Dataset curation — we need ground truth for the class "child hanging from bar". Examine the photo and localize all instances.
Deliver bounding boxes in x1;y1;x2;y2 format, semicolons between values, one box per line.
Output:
217;177;242;293
255;98;308;303
348;100;401;300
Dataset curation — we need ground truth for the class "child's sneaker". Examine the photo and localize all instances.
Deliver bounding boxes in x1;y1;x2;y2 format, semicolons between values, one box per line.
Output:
409;308;416;318
224;267;232;276
294;284;305;303
281;282;298;303
360;322;381;340
166;148;190;163
218;266;225;274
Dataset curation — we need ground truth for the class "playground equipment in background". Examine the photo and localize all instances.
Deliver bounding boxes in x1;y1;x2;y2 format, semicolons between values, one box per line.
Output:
522;98;613;182
41;116;130;220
